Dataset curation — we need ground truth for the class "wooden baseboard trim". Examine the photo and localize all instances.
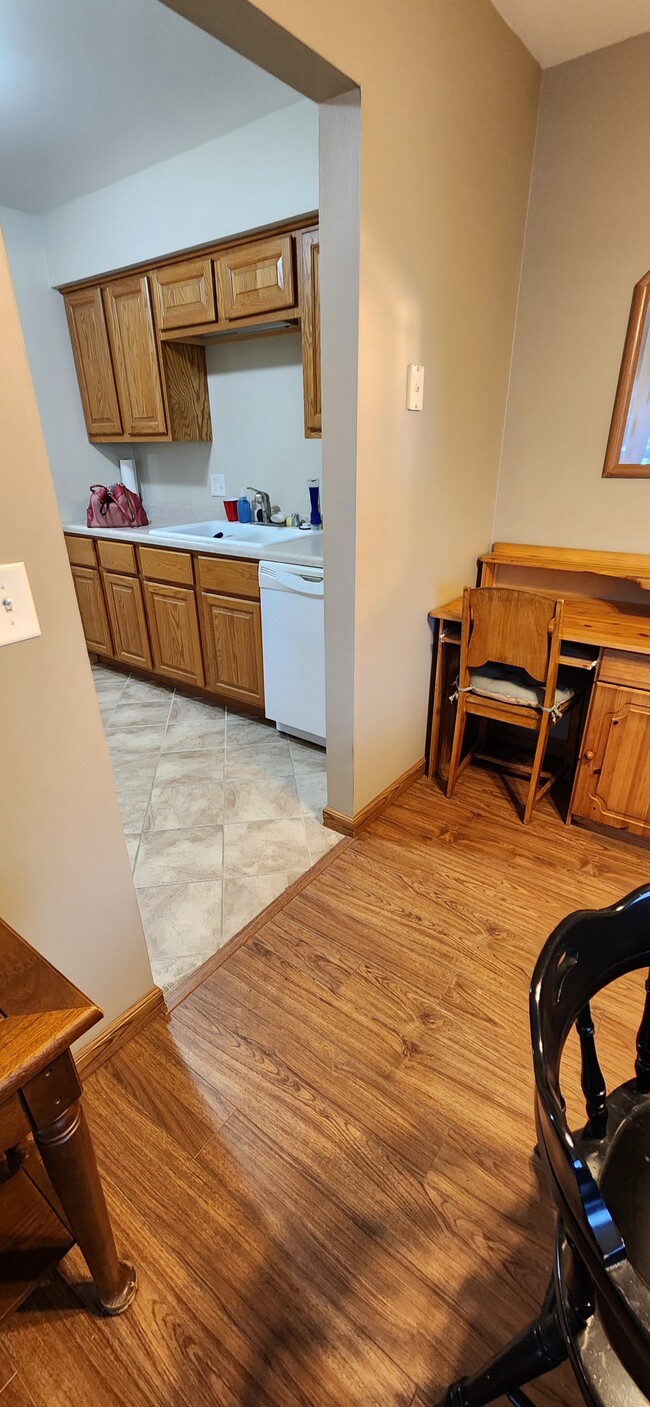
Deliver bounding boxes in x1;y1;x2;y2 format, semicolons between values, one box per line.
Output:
323;757;425;838
166;835;352;1012
75;985;165;1080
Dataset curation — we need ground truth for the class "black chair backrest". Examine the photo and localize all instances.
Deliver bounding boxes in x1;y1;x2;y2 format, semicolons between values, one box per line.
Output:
530;884;650;1389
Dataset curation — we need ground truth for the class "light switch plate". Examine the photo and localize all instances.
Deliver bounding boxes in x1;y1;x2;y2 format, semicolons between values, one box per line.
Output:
0;563;41;648
210;473;226;497
406;363;425;411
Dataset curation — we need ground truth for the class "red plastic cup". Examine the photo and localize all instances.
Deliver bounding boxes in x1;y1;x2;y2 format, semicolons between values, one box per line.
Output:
224;499;238;522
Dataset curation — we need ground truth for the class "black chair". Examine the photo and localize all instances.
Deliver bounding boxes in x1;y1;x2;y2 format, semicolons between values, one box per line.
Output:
439;884;650;1407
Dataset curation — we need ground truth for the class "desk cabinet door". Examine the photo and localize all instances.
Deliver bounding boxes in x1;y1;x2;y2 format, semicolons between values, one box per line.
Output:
200;591;264;707
70;566;113;657
103;571;152;670
571;683;650;837
143;581;204;687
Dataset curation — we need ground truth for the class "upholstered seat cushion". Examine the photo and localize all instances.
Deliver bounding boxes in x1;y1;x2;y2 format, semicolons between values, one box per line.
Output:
468;662;576;713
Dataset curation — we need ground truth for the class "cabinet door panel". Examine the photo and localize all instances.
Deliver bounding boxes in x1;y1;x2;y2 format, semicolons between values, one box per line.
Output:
143;581;204;687
297;229;321;437
151;258;215;331
214;235;294;321
70;566;113;656
571;682;650;836
103;275;167;436
63;288;122;438
200;591;264;706
103;572;152;669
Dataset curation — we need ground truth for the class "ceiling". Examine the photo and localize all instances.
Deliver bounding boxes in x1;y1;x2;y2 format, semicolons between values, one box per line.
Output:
491;0;650;67
0;0;302;214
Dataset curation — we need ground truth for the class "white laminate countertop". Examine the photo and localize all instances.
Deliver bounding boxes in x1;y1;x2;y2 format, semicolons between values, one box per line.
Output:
62;520;325;569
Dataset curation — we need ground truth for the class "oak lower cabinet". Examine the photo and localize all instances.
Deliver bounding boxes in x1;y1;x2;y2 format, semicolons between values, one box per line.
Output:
143;581;204;687
200;591;264;707
102;572;152;670
70;566;113;656
570;681;650;838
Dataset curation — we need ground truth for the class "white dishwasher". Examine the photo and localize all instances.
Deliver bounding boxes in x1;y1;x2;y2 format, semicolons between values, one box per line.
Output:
259;560;325;745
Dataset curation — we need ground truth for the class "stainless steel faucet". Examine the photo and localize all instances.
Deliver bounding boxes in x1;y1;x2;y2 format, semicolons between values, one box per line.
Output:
247;487;272;524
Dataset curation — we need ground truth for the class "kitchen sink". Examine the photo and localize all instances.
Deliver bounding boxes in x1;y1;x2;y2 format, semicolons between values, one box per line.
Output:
157;520;306;546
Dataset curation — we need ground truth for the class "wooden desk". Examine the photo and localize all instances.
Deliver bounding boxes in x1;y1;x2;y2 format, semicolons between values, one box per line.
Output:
0;917;136;1319
426;543;650;840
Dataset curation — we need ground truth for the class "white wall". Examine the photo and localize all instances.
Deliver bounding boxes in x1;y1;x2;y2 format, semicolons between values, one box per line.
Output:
495;35;650;551
0;230;153;1039
43;101;318;285
1;100;320;524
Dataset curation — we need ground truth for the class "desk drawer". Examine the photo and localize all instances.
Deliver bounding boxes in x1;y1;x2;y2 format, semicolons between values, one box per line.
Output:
598;649;650;690
138;545;194;586
0;1093;30;1150
97;539;137;575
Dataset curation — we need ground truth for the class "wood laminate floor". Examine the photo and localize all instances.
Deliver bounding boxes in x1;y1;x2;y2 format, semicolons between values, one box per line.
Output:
3;767;650;1406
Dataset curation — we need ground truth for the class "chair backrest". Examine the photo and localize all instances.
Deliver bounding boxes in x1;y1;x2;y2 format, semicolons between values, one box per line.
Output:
459;587;564;705
530;885;650;1390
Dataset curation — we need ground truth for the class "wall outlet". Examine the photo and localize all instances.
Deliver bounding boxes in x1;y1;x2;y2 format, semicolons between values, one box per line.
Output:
210;474;226;497
0;563;41;648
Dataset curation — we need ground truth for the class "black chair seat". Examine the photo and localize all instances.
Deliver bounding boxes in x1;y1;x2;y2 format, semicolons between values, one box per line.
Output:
556;1230;646;1407
437;887;650;1407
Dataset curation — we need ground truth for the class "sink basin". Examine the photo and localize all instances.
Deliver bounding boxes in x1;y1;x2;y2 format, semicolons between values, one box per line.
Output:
157;520;306;546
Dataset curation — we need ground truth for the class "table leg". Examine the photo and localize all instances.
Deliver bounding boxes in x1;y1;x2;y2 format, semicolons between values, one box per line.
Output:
22;1054;136;1315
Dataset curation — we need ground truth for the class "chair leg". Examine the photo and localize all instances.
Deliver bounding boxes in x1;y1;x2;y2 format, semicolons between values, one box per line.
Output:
446;695;468;799
523;713;552;825
437;1278;567;1407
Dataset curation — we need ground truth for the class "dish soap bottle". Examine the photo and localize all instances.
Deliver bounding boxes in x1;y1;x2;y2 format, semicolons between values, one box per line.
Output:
308;478;322;529
237;492;252;524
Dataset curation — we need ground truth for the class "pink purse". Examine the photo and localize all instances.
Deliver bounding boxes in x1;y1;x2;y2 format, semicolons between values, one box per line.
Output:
87;483;149;529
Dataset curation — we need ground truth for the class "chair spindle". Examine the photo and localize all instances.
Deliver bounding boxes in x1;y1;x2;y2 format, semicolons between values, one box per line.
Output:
576;1004;608;1137
635;971;650;1092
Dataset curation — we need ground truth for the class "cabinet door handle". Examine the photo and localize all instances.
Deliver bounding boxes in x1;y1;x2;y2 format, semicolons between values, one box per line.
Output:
583;750;595;763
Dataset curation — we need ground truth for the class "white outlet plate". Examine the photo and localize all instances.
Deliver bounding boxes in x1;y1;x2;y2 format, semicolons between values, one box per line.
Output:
210;473;226;497
0;563;41;648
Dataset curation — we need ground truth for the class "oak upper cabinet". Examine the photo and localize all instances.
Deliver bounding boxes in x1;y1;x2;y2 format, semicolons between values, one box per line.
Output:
70;566;113;657
63;287;122;437
103;275;168;437
570;681;650;838
214;234;294;322
297;228;321;437
102;572;152;670
150;257;215;332
143;581;205;687
200;591;264;707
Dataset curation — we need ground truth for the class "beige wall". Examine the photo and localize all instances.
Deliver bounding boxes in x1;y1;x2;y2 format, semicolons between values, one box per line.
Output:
495;34;650;551
0;233;153;1039
163;0;540;813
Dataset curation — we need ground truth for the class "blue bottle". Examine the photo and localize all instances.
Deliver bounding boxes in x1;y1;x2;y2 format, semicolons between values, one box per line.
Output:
308;479;322;529
237;493;252;524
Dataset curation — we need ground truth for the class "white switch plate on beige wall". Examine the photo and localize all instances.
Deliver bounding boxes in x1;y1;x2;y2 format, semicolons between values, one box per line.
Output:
0;563;41;647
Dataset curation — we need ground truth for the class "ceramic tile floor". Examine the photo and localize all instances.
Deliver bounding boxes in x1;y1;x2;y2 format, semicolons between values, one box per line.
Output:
92;663;338;991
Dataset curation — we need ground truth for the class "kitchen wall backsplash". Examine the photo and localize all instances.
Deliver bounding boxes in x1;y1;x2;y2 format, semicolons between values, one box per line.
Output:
122;334;322;527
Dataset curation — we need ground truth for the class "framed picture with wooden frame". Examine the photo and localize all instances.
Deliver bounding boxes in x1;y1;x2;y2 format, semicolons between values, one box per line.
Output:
603;268;650;478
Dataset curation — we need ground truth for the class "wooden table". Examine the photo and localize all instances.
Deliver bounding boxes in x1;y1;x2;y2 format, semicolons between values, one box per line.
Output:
426;543;650;839
0;917;136;1319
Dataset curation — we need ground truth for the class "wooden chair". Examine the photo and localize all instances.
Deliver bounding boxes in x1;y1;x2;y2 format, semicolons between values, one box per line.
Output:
438;883;650;1407
446;587;581;824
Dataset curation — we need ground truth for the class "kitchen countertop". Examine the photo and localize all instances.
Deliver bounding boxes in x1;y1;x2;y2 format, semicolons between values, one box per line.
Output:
62;520;325;569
